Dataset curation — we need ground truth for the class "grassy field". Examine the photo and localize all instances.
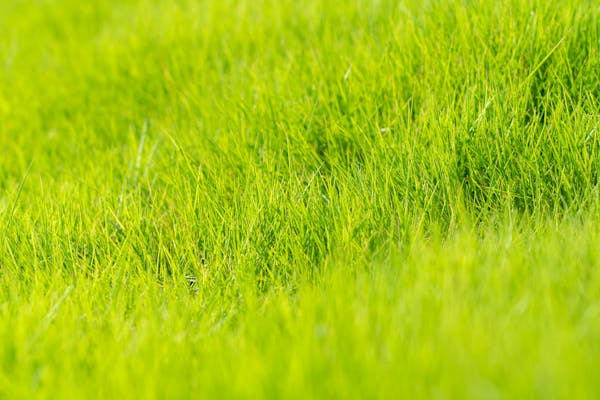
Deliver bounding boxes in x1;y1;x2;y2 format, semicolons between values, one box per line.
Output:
1;0;599;398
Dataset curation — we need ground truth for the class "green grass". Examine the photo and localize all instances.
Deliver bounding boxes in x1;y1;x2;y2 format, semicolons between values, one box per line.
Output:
1;0;599;398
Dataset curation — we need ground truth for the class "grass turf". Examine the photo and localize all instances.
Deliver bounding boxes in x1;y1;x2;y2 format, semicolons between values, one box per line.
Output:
0;0;599;398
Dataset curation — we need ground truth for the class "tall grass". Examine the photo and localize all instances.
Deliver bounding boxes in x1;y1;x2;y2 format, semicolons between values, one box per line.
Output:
0;0;599;398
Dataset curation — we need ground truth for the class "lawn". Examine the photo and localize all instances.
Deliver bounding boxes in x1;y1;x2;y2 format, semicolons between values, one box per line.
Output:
0;0;599;398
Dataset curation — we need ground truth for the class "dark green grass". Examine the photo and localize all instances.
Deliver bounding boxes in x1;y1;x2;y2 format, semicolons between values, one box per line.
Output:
0;0;599;398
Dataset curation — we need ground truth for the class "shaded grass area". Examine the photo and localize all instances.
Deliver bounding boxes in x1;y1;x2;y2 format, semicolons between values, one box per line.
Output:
0;0;599;398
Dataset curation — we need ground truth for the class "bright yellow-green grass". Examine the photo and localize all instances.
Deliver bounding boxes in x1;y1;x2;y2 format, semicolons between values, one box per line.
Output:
1;0;599;398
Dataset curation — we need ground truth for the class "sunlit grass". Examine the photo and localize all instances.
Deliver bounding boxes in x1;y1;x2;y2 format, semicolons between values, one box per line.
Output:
0;0;599;398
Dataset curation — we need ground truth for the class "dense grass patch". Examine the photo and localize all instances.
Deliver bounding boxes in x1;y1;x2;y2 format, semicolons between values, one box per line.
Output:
0;0;599;398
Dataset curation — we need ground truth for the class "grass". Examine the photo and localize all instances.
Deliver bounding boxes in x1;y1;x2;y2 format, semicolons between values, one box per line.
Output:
0;0;599;398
